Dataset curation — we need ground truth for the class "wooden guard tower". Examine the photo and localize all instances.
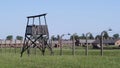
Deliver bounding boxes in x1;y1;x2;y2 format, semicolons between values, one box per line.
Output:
21;13;53;57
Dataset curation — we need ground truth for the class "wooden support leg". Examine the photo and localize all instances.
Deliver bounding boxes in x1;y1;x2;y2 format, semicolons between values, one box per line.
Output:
47;44;54;55
27;48;30;56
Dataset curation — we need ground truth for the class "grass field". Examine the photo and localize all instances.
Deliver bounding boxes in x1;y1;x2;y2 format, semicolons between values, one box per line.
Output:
0;47;120;68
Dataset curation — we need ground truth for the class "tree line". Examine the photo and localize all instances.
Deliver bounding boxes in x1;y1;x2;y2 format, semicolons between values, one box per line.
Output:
6;35;23;40
51;32;120;41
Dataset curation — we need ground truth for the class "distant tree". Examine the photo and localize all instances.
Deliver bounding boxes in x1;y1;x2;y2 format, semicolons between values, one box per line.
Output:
6;35;13;40
70;36;73;40
51;35;57;41
113;33;119;39
79;33;86;39
88;34;94;39
16;36;23;40
70;34;79;40
95;35;101;40
51;35;55;41
74;35;80;40
56;35;60;40
103;31;109;39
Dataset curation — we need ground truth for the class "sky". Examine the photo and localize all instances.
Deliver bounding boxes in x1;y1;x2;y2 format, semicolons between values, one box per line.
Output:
0;0;120;39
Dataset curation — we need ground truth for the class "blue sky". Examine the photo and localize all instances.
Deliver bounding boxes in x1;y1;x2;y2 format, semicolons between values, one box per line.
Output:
0;0;120;39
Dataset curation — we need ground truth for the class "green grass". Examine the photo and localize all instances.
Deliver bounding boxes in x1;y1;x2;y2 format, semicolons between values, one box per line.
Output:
0;48;120;68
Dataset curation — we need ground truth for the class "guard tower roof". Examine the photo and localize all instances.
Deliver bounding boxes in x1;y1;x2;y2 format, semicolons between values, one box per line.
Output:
27;13;47;18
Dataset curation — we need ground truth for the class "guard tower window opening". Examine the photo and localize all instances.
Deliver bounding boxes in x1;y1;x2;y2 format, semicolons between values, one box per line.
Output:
39;16;46;25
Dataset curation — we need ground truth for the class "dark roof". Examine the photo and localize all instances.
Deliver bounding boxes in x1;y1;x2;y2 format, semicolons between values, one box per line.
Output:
93;39;120;44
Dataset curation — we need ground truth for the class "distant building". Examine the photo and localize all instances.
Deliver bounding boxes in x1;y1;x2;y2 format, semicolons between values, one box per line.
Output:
93;39;120;46
51;39;120;47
